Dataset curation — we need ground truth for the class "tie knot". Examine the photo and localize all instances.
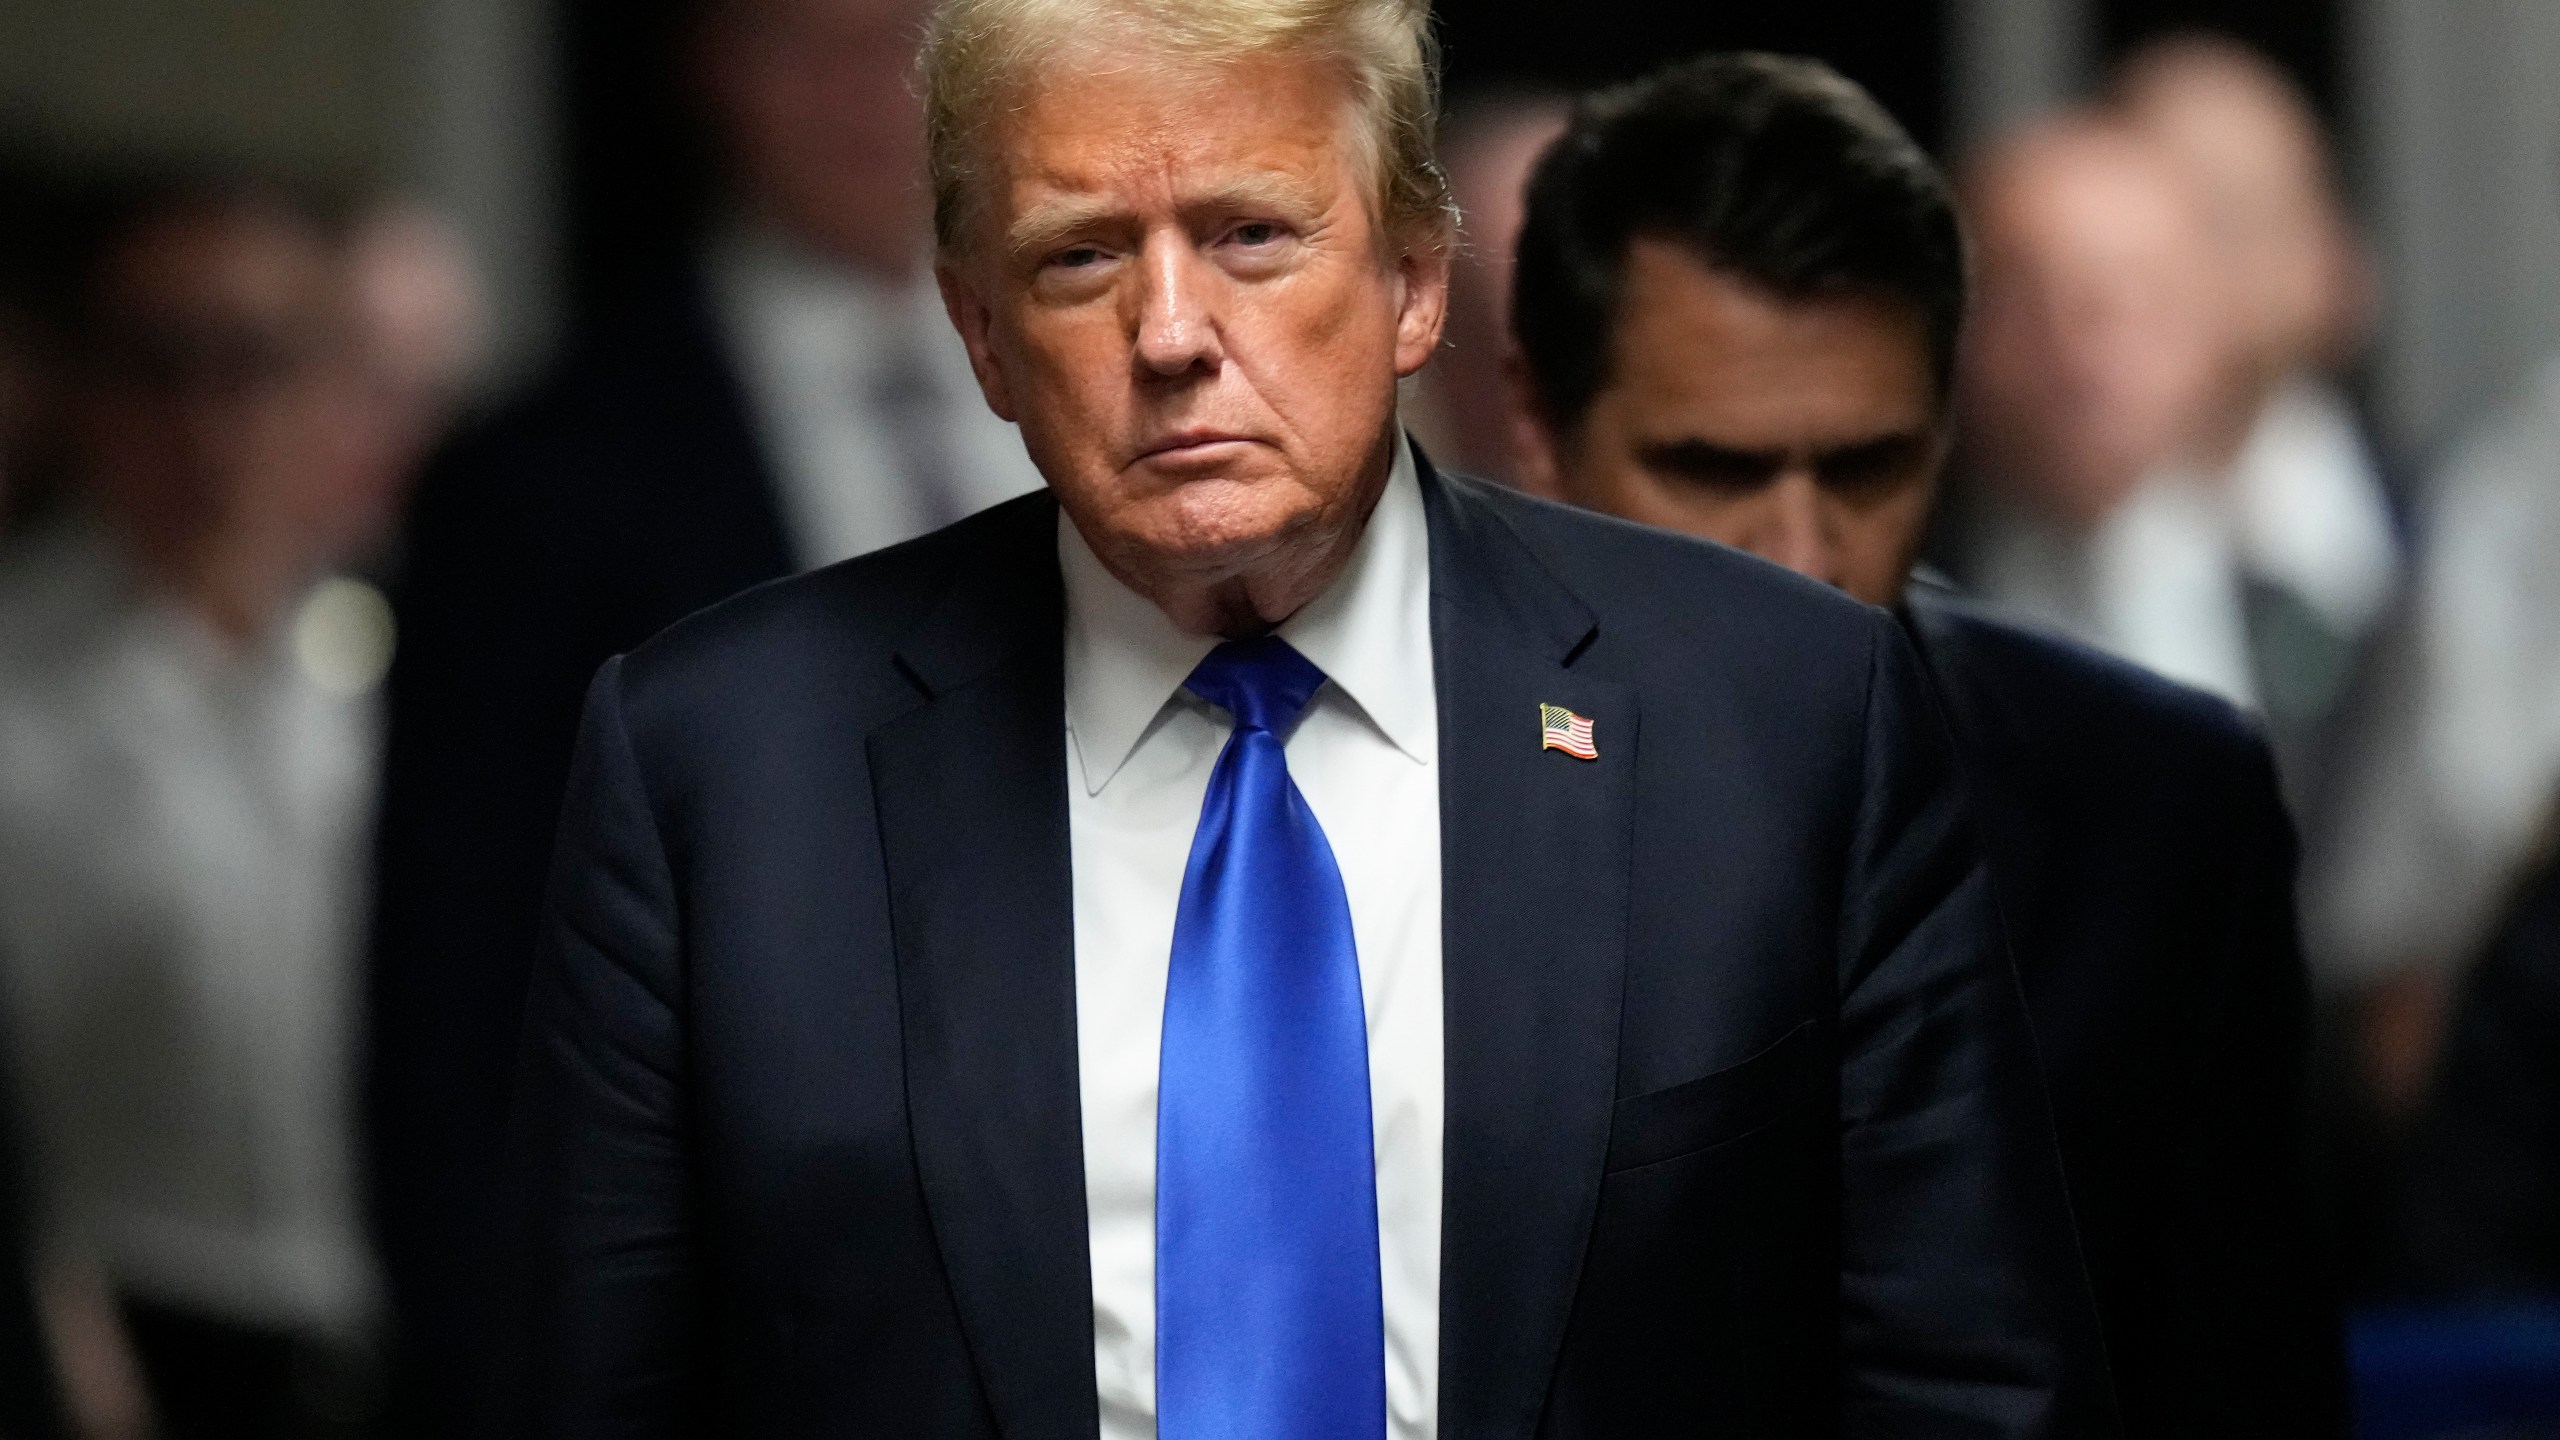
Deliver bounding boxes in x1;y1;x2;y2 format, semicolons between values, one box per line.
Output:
1185;636;1327;737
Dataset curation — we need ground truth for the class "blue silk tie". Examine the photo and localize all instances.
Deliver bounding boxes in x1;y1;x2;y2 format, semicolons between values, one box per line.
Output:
1157;636;1386;1440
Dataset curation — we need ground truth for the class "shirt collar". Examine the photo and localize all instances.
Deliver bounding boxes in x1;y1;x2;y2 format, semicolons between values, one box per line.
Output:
1060;431;1436;796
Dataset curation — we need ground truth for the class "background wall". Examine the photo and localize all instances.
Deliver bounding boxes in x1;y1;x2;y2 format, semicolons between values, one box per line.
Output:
0;0;560;384
2352;0;2560;463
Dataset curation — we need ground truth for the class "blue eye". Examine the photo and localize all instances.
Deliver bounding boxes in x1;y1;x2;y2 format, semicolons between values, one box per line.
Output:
1052;247;1104;269
1233;222;1281;246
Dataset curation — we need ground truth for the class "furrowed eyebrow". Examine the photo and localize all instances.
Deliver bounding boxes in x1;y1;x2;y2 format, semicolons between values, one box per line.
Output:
1814;432;1933;470
1638;438;1788;478
1006;198;1121;263
1003;174;1328;262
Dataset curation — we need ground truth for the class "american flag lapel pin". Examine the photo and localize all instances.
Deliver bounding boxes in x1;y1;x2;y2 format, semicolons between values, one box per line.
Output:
1540;703;1598;761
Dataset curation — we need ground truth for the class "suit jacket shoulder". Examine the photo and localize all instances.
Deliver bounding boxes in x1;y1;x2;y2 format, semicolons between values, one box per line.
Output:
615;488;1056;718
1439;478;1902;811
1904;584;2271;793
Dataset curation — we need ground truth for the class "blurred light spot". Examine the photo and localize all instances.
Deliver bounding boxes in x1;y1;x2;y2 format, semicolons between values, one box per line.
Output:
293;578;396;698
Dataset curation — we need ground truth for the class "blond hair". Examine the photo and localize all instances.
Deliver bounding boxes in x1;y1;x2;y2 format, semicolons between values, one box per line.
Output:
920;0;1454;258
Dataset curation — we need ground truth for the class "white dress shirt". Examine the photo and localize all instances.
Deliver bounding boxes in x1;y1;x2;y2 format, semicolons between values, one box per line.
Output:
1972;375;2399;715
2309;355;2560;984
0;521;380;1334
1063;435;1442;1440
1976;465;2262;707
706;225;1045;567
2228;376;2401;643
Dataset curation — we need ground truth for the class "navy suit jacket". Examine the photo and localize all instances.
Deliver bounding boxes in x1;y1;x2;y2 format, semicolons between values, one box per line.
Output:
1905;588;2346;1438
514;461;2114;1436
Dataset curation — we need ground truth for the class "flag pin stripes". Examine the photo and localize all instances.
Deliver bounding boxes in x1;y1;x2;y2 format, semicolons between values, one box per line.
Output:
1540;704;1597;760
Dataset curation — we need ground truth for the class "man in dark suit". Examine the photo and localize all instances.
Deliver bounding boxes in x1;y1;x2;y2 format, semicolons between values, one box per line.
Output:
513;2;2113;1434
1508;53;2345;1437
369;0;1045;1421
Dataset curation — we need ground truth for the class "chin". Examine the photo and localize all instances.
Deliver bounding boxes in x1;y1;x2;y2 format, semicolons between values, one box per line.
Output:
1120;482;1322;577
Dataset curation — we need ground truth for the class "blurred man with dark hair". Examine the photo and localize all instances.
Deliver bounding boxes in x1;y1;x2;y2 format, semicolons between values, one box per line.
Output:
368;0;1043;1425
1509;52;2346;1437
0;173;454;1437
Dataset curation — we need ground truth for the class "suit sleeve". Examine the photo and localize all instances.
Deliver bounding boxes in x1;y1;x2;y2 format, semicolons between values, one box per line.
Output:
1836;613;2119;1439
511;658;702;1438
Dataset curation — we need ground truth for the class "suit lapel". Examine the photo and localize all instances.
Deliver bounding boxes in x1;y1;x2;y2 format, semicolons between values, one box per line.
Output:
1424;466;1637;1440
868;497;1099;1440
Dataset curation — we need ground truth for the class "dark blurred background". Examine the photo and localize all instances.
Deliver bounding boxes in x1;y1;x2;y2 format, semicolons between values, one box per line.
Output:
0;0;2439;429
550;0;2344;327
8;0;2560;1436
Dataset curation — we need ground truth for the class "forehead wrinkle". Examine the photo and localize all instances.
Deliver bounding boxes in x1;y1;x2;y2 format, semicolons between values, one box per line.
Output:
1191;172;1330;221
985;52;1377;250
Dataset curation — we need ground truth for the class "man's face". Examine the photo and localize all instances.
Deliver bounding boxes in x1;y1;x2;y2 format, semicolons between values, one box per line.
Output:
2120;59;2364;375
1959;134;2228;530
937;44;1447;632
1525;239;1943;607
76;205;364;565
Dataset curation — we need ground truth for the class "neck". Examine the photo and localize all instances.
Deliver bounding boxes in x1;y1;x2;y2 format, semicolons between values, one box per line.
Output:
2193;354;2295;478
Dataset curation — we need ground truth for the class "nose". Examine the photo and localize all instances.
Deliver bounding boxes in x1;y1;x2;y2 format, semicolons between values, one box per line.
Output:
1132;234;1224;378
1755;470;1841;588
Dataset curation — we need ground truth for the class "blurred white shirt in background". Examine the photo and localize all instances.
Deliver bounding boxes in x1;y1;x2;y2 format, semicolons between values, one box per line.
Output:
2311;355;2560;986
0;518;381;1338
707;224;1044;569
1973;375;2399;749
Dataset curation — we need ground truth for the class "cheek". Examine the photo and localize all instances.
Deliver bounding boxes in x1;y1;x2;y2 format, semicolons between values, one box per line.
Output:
1238;268;1401;415
1000;310;1123;434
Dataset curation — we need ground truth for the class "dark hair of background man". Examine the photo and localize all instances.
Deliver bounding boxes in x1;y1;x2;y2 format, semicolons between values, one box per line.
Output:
1509;52;1964;441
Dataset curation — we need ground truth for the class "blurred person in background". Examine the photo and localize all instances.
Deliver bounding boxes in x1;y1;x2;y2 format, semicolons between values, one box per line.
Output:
1949;63;2394;789
1509;53;2345;1436
0;174;473;1437
2301;279;2560;1141
340;206;485;533
1951;117;2243;696
1402;90;1565;490
367;0;1040;1424
2111;36;2399;775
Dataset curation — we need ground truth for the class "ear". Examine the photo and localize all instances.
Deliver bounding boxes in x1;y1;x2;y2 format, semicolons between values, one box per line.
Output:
1503;349;1566;500
936;256;1017;422
1391;241;1453;380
